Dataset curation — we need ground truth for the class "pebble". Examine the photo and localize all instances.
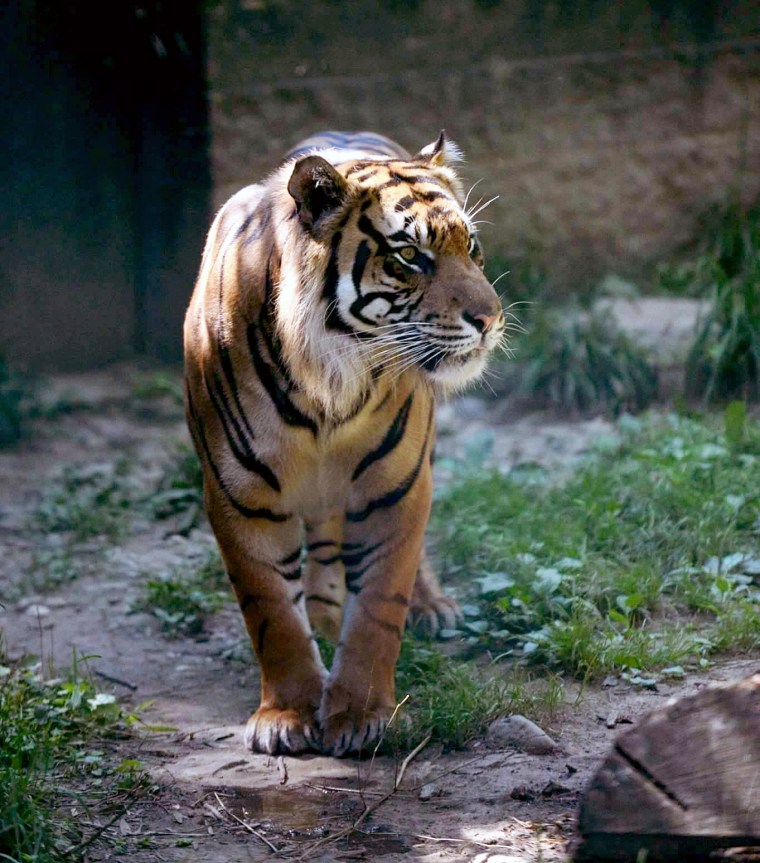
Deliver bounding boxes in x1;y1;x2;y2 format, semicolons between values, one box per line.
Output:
418;783;441;801
486;714;558;754
24;603;51;617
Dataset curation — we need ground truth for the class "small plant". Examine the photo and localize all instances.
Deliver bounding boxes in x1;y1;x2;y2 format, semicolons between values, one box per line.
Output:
34;462;134;541
151;443;204;534
131;370;184;405
518;305;658;415
133;551;229;637
0;652;148;862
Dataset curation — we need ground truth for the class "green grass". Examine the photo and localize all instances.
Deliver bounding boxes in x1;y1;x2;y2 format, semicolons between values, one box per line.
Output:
132;550;230;637
389;638;564;750
34;462;135;542
0;653;150;862
151;442;204;535
431;407;760;680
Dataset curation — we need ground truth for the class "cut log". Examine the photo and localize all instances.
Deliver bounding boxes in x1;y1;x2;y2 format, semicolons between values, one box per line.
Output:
574;672;760;861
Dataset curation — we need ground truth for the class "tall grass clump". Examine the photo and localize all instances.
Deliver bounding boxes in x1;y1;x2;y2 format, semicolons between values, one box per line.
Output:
519;305;658;415
659;202;760;402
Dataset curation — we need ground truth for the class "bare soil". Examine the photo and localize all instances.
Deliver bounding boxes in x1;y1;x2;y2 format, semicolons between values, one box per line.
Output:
1;358;756;863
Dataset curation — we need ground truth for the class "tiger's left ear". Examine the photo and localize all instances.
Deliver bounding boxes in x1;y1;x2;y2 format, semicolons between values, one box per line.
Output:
416;130;465;166
288;155;349;231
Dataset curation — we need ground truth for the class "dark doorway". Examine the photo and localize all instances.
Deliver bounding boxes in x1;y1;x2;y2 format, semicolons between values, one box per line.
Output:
1;0;211;370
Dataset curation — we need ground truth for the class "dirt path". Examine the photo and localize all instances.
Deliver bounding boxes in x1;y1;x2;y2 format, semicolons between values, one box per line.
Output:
1;360;756;862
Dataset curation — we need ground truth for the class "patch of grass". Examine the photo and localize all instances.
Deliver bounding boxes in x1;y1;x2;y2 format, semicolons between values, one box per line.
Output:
133;551;230;637
389;638;564;750
131;371;184;406
518;304;658;415
0;652;150;862
0;355;32;446
151;443;204;534
34;462;135;542
431;408;760;680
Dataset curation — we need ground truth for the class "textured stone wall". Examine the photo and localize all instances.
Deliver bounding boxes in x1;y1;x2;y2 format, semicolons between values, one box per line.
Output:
207;1;760;289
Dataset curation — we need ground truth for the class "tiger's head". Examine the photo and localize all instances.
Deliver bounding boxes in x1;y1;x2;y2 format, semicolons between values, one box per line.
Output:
275;132;506;414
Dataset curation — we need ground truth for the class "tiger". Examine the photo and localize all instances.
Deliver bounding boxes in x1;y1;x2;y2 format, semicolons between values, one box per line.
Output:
183;129;505;757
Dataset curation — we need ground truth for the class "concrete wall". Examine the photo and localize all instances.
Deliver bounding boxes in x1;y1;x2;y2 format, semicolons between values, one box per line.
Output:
207;0;760;290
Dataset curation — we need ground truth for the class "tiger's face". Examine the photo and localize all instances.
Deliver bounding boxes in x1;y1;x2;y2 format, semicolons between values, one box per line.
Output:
286;144;505;393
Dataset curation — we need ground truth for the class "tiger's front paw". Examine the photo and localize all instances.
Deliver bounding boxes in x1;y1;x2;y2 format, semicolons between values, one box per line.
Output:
318;684;395;757
409;592;462;636
244;706;321;755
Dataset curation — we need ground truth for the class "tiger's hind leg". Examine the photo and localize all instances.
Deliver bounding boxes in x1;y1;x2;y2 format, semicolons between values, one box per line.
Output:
409;546;462;636
205;500;326;755
304;514;346;641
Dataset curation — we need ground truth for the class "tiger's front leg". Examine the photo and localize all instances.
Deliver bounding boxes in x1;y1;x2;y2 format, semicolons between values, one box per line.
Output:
318;437;433;756
206;502;326;755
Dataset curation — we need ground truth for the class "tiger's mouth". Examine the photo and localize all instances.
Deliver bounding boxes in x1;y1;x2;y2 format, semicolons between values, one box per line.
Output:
417;343;492;389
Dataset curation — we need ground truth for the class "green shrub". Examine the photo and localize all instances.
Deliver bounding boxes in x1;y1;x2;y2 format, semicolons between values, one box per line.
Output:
0;355;30;446
518;305;658;415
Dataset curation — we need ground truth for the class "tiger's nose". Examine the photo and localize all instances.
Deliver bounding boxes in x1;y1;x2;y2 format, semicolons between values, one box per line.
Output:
472;312;500;333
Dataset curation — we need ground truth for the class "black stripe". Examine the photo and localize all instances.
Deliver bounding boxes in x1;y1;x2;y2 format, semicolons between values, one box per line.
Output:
259;260;294;384
187;390;289;522
292;590;304;605
341;541;383;569
247;322;319;435
394;196;415;212
205;372;281;491
315;553;343;566
279;548;302;567
257;619;268;654
322;229;359;335
345;564;372;593
359;603;403;639
306;539;338;552
218;343;258;443
275;571;301;581
351;240;371;290
352;393;414;480
241;593;260;613
347;402;433;522
357;214;391;255
307;595;342;608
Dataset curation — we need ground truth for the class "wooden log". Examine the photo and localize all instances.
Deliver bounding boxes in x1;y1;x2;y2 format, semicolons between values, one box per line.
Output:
574;672;760;861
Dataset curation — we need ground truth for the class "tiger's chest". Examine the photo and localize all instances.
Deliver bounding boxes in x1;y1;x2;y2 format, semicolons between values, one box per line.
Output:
229;371;433;524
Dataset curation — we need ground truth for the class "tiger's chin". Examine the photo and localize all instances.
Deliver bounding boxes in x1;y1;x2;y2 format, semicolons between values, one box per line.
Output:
424;349;490;393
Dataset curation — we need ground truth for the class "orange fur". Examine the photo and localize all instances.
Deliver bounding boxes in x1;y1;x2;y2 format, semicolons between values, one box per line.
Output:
183;131;504;756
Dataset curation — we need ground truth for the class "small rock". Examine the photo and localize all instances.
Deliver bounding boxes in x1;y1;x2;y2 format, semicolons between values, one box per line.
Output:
418;783;441;801
486;714;558;754
510;785;536;801
541;780;571;798
24;603;51;617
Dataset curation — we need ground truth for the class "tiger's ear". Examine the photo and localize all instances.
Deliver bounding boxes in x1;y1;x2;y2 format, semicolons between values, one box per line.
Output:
416;130;465;166
287;156;349;231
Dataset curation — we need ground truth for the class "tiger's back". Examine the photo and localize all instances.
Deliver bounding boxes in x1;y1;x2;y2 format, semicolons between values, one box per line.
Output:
184;130;505;756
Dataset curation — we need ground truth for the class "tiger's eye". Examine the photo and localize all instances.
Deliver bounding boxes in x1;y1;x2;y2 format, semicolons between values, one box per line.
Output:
399;246;416;261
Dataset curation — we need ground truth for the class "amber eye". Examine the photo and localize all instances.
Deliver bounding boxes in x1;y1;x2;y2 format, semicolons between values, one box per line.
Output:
399;246;417;261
